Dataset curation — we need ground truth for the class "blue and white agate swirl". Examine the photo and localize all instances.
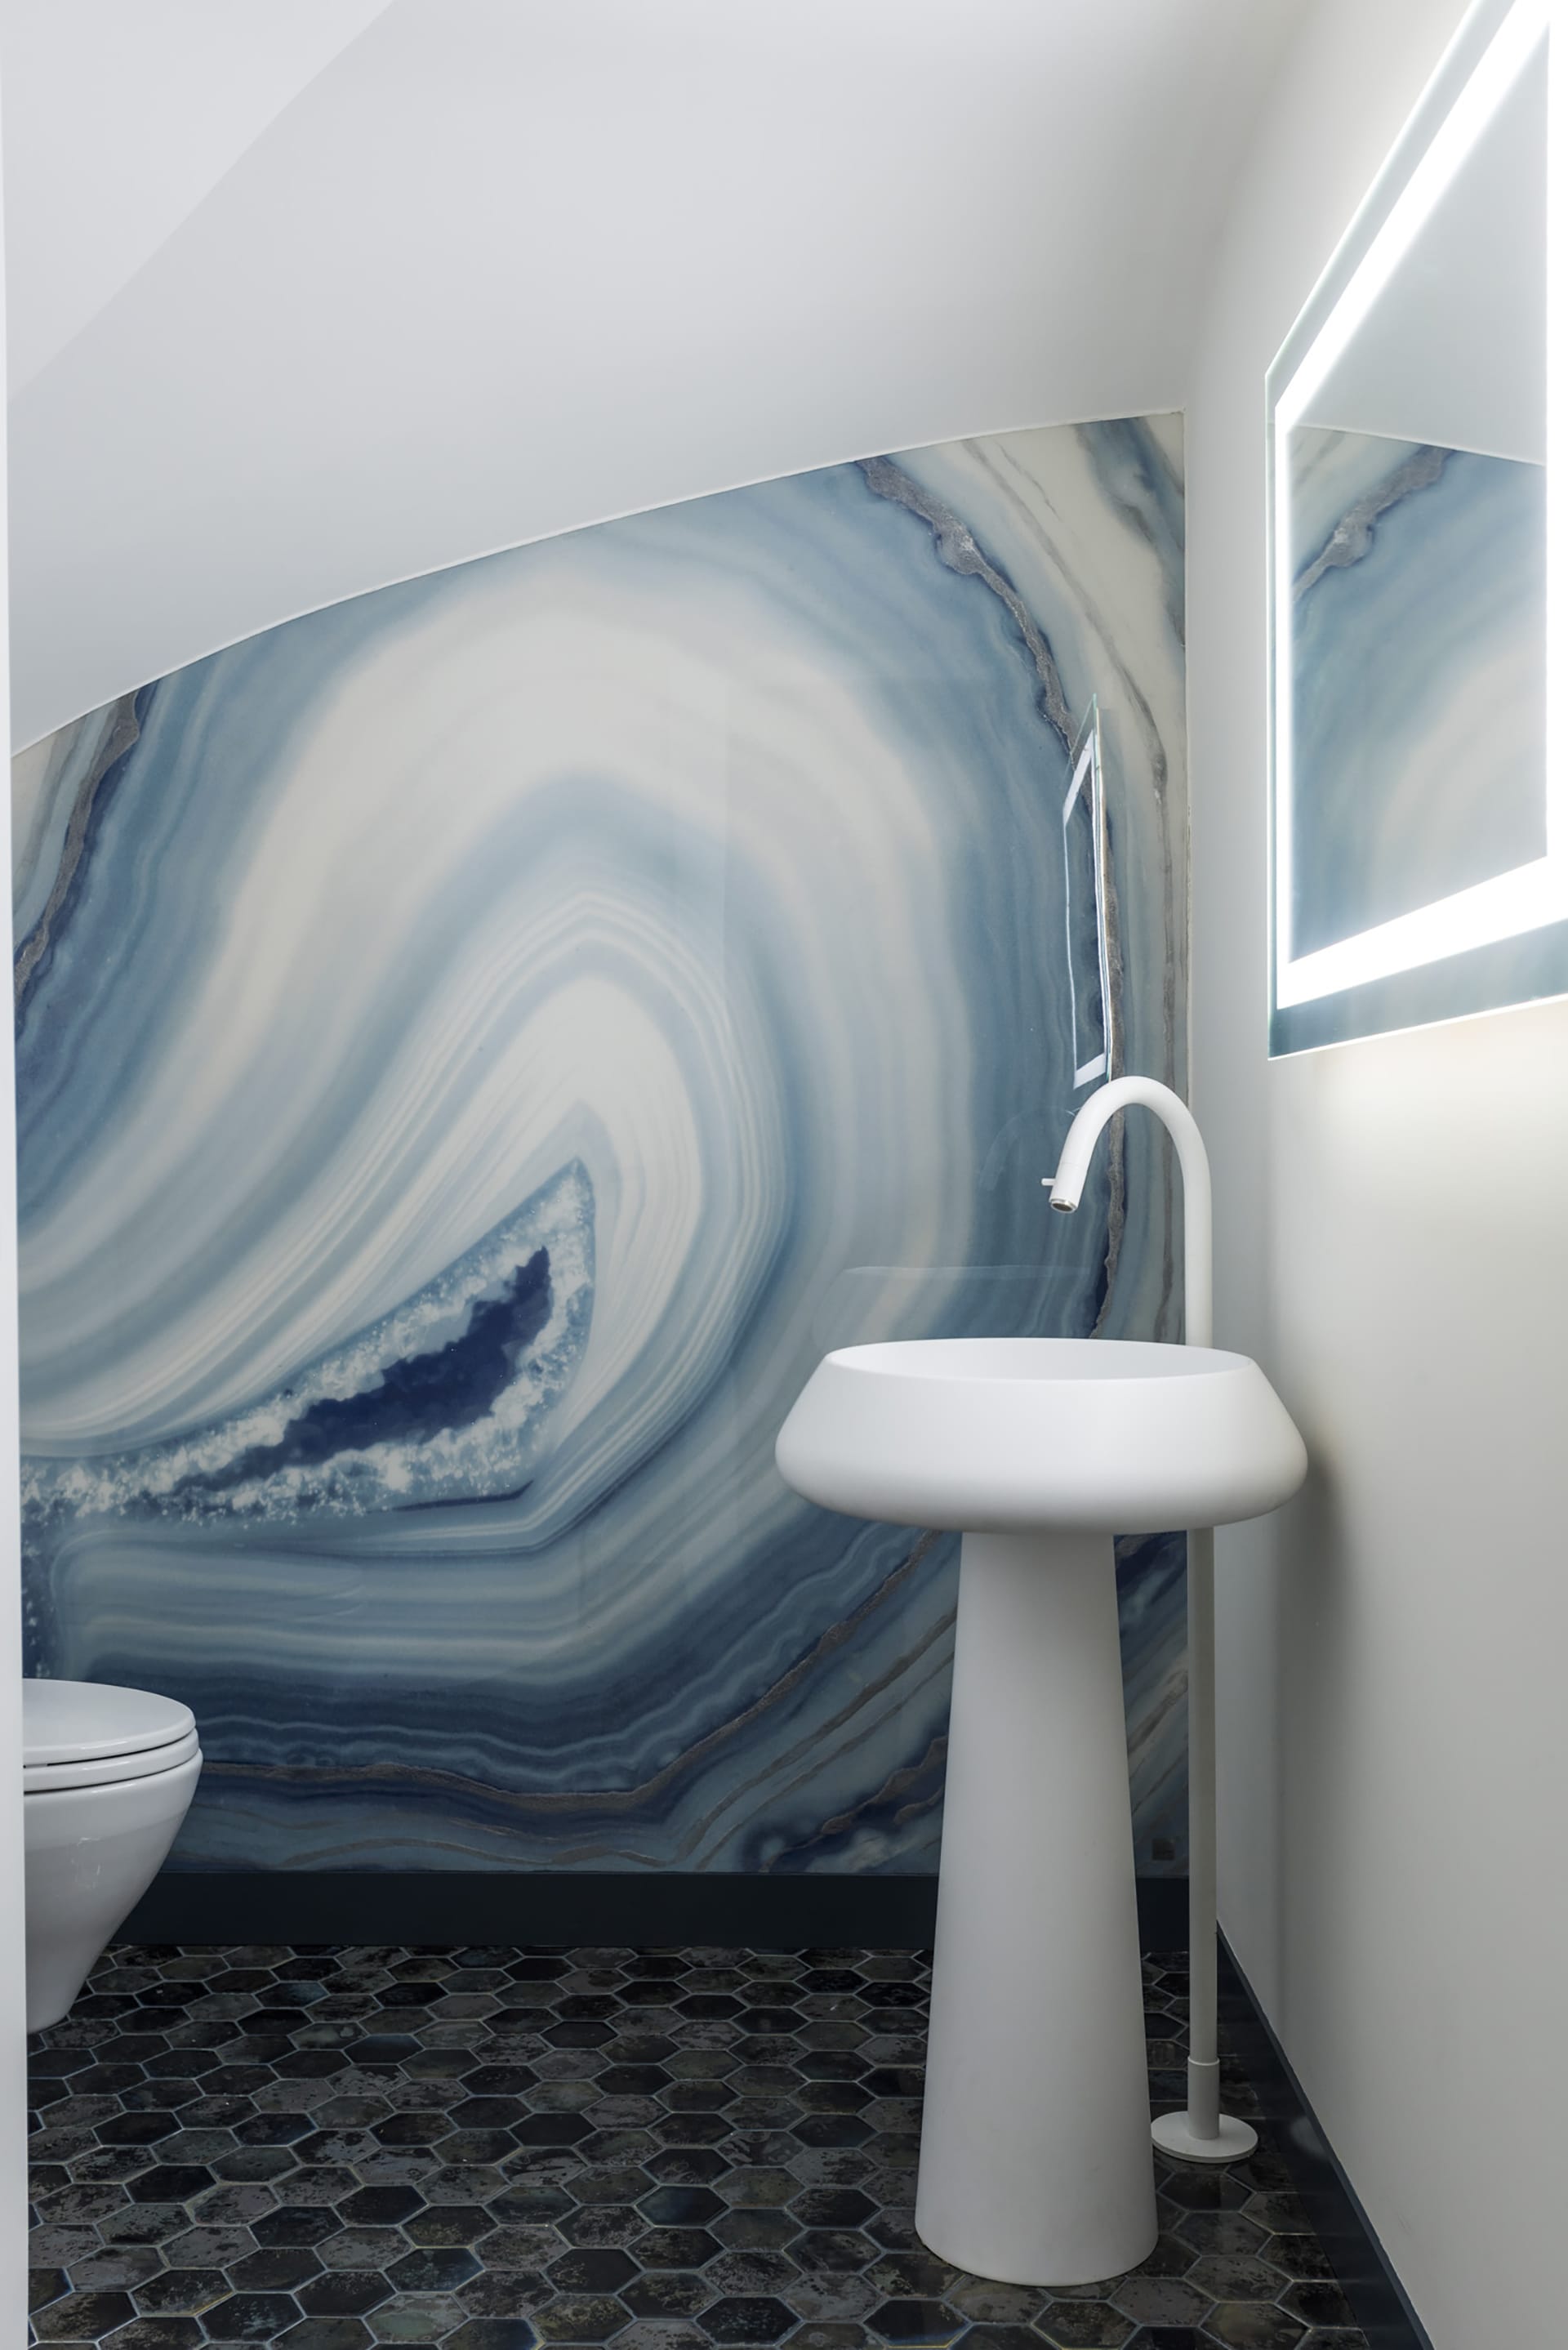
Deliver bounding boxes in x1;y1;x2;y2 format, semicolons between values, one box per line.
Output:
14;421;1188;1875
1288;426;1547;957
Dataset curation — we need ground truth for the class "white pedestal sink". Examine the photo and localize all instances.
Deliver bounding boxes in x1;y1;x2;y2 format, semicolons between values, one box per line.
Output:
776;1334;1306;2287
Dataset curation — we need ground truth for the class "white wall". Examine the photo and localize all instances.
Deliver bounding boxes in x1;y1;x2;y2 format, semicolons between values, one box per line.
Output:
2;0;1303;749
1187;1;1568;2340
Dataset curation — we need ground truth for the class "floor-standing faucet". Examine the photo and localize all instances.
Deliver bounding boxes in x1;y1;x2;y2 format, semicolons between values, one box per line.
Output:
1046;1073;1256;2163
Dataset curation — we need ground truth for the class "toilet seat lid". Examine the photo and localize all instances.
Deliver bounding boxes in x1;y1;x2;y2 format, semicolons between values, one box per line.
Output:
24;1678;195;1768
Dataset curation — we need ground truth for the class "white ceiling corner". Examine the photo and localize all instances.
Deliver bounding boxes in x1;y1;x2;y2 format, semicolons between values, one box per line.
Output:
0;0;394;392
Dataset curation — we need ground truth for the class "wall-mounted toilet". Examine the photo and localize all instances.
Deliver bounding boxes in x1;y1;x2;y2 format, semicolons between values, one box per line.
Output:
24;1679;202;2033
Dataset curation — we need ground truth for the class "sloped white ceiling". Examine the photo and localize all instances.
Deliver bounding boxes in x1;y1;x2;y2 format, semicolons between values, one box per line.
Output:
1;0;395;393
3;0;1305;747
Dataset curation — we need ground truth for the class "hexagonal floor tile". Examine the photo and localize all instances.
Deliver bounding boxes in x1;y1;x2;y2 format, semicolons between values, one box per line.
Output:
25;1939;1358;2350
864;2299;964;2347
1202;2305;1308;2349
698;2295;798;2344
532;2292;631;2341
1036;2301;1134;2348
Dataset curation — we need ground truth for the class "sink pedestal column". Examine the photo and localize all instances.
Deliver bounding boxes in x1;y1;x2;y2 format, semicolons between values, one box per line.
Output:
915;1529;1157;2286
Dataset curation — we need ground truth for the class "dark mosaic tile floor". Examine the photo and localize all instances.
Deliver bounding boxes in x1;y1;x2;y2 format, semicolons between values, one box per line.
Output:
29;1942;1370;2350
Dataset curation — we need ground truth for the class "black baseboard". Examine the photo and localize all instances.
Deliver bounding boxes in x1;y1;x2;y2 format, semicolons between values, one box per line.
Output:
119;1869;1191;1954
1218;1933;1432;2350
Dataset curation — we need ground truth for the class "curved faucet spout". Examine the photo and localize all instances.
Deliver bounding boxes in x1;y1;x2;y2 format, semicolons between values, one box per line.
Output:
1045;1074;1213;1348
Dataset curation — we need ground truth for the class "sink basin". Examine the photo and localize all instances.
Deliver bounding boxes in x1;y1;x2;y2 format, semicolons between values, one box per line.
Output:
775;1331;1306;2290
777;1336;1308;1533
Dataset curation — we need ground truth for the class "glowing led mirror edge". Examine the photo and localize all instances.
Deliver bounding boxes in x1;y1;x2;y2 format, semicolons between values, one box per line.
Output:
1273;0;1557;994
1270;913;1568;1053
1265;0;1568;1050
1274;0;1555;995
1274;0;1548;440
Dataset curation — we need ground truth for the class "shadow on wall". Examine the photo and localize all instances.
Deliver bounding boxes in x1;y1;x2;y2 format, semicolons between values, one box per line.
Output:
13;420;1188;1877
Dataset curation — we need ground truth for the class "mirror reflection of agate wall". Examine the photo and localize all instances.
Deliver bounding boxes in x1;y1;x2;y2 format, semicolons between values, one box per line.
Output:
13;419;1189;1879
1288;426;1546;954
1270;0;1566;1054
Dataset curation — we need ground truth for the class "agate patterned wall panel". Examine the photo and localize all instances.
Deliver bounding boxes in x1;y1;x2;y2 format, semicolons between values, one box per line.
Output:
13;420;1188;1875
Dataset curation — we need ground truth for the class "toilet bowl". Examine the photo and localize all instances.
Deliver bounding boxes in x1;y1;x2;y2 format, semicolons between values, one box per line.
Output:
24;1679;202;2032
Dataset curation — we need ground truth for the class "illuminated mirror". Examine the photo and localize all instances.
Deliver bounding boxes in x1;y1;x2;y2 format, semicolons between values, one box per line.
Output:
1268;0;1566;1051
